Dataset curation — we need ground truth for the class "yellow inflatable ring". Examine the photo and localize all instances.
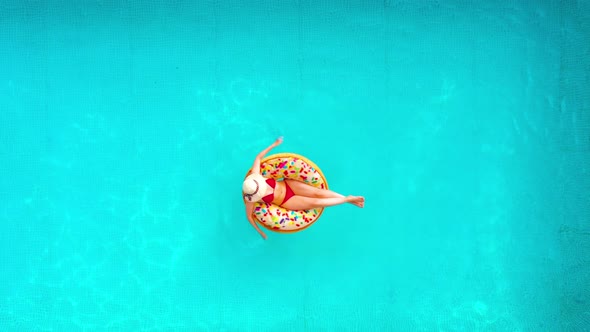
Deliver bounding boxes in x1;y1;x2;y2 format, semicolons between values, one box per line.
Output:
244;153;329;233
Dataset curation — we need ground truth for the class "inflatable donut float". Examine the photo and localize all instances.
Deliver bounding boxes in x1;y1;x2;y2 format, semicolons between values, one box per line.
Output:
244;153;328;233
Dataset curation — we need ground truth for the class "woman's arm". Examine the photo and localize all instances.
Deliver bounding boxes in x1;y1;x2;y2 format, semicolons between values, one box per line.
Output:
245;201;267;239
251;136;283;174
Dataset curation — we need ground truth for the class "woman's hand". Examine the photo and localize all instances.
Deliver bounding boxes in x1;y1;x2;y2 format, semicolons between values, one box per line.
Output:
254;136;283;170
247;214;268;240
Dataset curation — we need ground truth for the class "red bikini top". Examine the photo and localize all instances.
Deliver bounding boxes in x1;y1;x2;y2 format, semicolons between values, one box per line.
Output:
261;178;276;203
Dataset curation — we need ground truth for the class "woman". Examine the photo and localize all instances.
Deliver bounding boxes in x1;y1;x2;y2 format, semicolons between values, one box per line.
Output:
242;137;365;239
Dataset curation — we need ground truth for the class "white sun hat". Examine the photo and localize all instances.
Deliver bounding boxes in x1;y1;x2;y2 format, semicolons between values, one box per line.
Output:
242;173;267;202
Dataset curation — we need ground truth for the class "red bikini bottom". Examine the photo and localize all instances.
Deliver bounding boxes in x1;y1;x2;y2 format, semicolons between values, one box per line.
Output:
281;180;295;205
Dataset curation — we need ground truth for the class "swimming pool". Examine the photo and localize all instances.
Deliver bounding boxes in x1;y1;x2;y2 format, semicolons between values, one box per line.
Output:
1;0;589;330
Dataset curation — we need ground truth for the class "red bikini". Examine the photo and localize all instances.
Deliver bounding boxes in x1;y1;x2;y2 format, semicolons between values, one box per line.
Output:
262;178;295;205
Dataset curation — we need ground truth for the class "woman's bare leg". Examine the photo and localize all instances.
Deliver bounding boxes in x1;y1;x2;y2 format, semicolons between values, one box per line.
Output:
284;179;363;206
282;195;364;211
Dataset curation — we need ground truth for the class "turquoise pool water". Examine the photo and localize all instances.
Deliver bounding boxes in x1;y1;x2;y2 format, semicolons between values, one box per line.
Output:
1;1;589;331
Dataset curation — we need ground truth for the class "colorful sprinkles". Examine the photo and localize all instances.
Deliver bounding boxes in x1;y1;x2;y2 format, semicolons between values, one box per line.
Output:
245;153;328;233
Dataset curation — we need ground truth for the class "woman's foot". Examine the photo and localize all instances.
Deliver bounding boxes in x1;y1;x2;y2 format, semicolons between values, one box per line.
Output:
347;195;365;208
